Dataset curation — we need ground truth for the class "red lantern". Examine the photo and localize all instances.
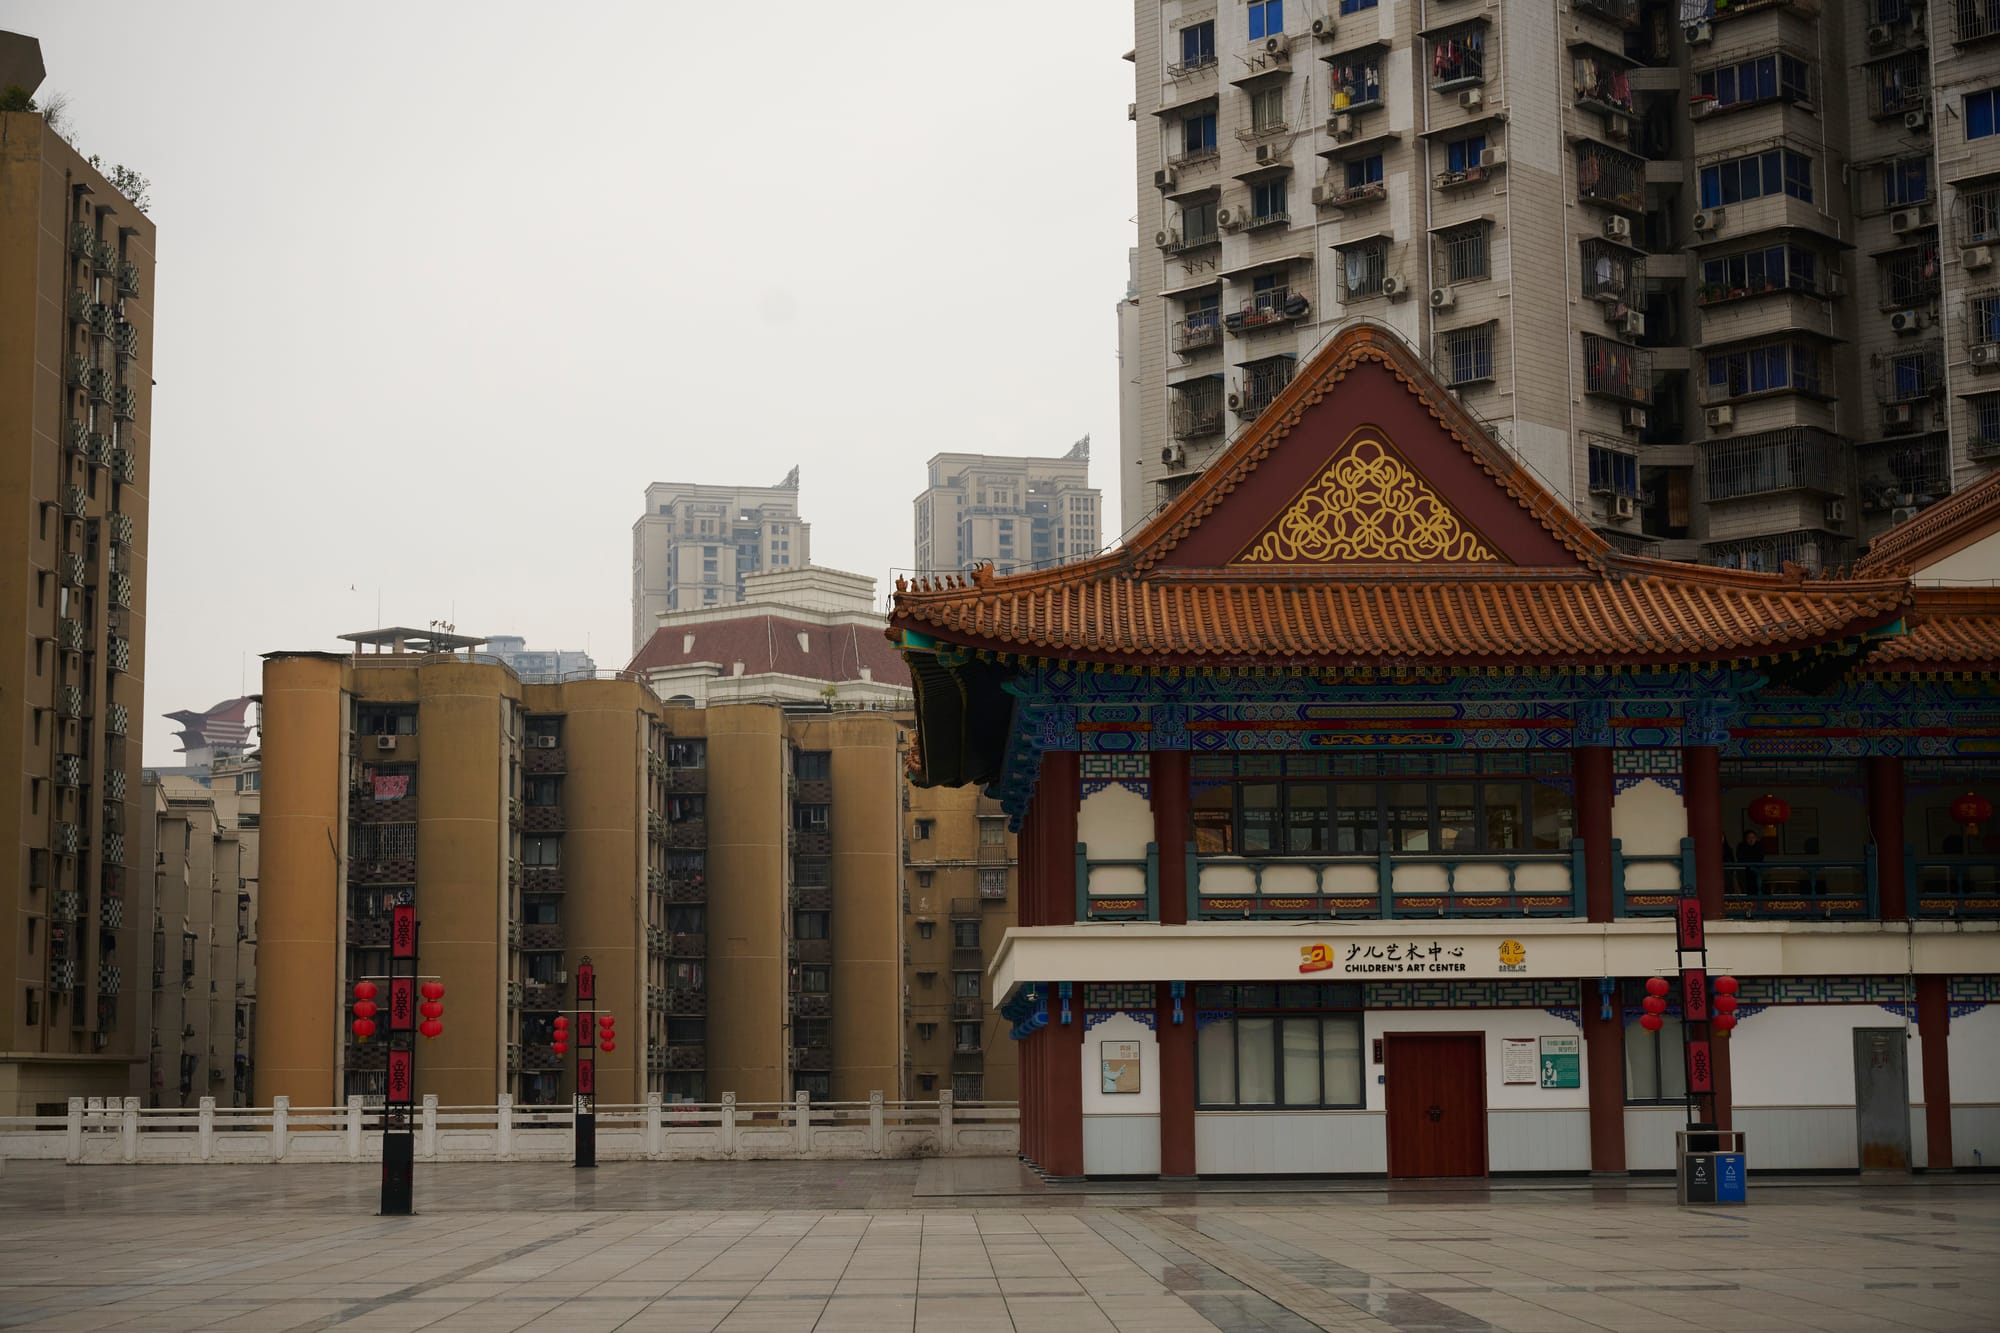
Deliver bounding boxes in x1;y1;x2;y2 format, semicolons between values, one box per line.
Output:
1715;994;1738;1014
552;1039;568;1055
599;1039;615;1052
418;1019;442;1039
552;1016;568;1031
420;1001;443;1020
1951;792;1993;836
1713;975;1738;996
599;1014;614;1028
354;980;378;1001
353;999;377;1020
1712;1012;1737;1033
1645;977;1670;997
1747;793;1791;838
1641;994;1667;1016
352;1018;376;1041
1640;1013;1664;1032
421;980;445;1002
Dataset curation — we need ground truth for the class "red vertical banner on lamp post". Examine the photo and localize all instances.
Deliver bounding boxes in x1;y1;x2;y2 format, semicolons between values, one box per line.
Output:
577;1057;595;1096
1686;1038;1714;1093
387;1048;413;1103
1681;967;1710;1021
1676;898;1704;951
389;976;416;1032
391;905;417;959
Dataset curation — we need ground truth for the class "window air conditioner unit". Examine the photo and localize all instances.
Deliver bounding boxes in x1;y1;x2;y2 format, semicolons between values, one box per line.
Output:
1311;184;1331;206
1155;227;1180;251
1311;17;1336;39
1154;167;1177;191
1217;205;1242;229
1481;146;1506;170
1604;215;1632;243
536;736;558;749
1430;286;1456;310
1256;143;1279;164
1226;390;1243;410
1686;21;1712;45
1611;495;1637;520
1460;89;1483;111
1705;405;1735;430
1620;312;1646;337
1265;34;1290;58
1867;24;1896;49
1692;209;1722;233
1966;247;1994;271
1890;309;1923;334
1905;109;1932;133
1382;274;1408;299
1884;402;1915;427
1162;443;1187;469
1973;343;2000;369
1623;407;1649;430
1890;209;1924;234
375;735;397;751
1330;112;1353;138
1823;499;1847;525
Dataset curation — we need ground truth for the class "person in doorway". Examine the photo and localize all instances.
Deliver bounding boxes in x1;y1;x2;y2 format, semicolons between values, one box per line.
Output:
1735;828;1765;896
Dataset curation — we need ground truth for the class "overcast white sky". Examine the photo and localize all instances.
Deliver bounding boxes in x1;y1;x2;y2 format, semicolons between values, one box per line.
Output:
11;1;1137;764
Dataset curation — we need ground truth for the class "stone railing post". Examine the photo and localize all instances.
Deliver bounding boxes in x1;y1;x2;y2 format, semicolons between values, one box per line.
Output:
938;1089;954;1155
271;1095;290;1160
868;1090;885;1157
496;1092;514;1160
420;1094;438;1160
64;1097;83;1164
720;1092;737;1157
197;1096;216;1161
121;1097;139;1162
347;1096;365;1161
794;1091;811;1155
646;1092;663;1157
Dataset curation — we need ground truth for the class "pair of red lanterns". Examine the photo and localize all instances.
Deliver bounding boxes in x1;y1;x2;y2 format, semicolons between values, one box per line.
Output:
349;978;446;1041
1638;974;1740;1033
551;1012;614;1057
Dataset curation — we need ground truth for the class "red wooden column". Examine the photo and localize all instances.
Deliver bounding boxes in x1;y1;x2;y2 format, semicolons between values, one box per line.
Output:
1153;751;1191;926
1040;751;1081;925
1918;974;1955;1171
1581;984;1627;1173
1869;756;1908;920
1574;746;1616;922
1682;744;1726;920
1155;983;1196;1178
1044;993;1086;1179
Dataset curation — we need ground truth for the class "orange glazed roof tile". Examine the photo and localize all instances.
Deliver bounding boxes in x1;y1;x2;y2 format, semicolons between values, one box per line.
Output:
1856;467;2000;576
1867;590;2000;671
889;325;1911;670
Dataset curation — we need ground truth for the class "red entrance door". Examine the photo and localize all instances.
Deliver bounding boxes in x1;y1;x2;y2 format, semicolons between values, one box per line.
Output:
1384;1033;1487;1178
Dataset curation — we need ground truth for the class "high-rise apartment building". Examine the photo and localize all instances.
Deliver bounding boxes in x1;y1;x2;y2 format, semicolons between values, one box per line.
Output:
480;636;597;684
257;633;902;1110
631;469;811;653
0;42;156;1116
1122;0;2000;569
914;443;1102;576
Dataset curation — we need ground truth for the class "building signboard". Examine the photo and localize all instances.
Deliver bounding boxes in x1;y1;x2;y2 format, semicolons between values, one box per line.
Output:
1539;1034;1581;1088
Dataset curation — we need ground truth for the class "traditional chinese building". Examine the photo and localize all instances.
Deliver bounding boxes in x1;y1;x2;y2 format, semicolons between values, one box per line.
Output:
891;324;2000;1180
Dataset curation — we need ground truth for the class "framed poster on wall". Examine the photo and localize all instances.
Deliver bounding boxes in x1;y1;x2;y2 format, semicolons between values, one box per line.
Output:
1101;1040;1141;1094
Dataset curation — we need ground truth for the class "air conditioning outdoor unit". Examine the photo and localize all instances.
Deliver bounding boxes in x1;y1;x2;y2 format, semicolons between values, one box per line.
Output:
1382;274;1408;299
1604;215;1632;242
375;735;397;751
1460;89;1483;111
1621;312;1646;337
1892;506;1920;523
1256;143;1278;164
1973;343;2000;369
1481;146;1507;170
536;736;558;749
1890;309;1923;334
1824;499;1848;525
1330;112;1354;138
1430;287;1456;310
1218;206;1241;229
1154;167;1177;190
1265;34;1290;57
1686;21;1712;45
1906;109;1932;133
1692;209;1722;233
1966;247;1994;271
1705;405;1735;430
1884;403;1915;427
1226;390;1243;410
1624;407;1649;430
1155;227;1180;251
1891;209;1925;234
1311;17;1336;39
1162;443;1187;468
1867;24;1896;48
1311;184;1331;206
1612;495;1637;520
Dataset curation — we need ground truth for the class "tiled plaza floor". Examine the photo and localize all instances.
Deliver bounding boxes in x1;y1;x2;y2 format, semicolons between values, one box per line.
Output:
0;1161;1994;1332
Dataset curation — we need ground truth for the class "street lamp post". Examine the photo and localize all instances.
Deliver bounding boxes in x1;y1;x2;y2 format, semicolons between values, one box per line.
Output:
553;958;613;1169
349;903;445;1216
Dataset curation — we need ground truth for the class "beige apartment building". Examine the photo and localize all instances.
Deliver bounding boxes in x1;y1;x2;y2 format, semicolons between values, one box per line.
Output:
0;44;157;1115
913;443;1103;576
256;632;904;1110
1124;0;2000;569
630;471;811;654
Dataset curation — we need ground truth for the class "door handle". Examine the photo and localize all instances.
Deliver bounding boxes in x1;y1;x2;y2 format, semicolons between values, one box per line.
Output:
1427;1104;1442;1122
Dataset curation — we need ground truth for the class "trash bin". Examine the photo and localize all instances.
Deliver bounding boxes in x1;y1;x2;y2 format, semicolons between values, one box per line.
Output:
1676;1128;1747;1205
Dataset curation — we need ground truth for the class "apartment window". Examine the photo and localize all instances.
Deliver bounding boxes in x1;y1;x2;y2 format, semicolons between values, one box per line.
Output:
1336;241;1386;300
1431;26;1485;88
1331;54;1381;109
1180;112;1218;159
1704;428;1844;501
1443;134;1486;176
918;1023;936;1041
1972;394;2000;453
1184;291;1221;334
24;989;40;1026
1247;0;1283;42
978;868;1007;899
1180;198;1218;245
1698;148;1813;207
913;818;933;840
667;904;705;934
1340;0;1378;13
954;971;981;999
1179;20;1215;71
1196;991;1364;1109
917;920;935;940
952;920;980;950
916;869;934;889
794;750;831;782
794;910;830;940
795;858;830;887
955;1023;981;1052
1583;335;1652;403
1437;222;1490;284
801;965;830;994
1344;154;1384;190
667;739;704;769
1974;292;2000;348
1870;54;1928;119
1251;270;1289;314
1884;158;1930;210
1954;0;2000;42
1580;239;1641;305
1249;177;1288;224
523;835;561;867
1250;85;1287;135
1888;345;1943;402
1703;342;1825;401
1240;355;1296;413
793;803;829;831
953;1074;984;1102
1588;447;1640;500
1440;324;1496;386
524;776;560;806
1700;245;1818;302
1697;53;1810;111
358;706;416;736
525;716;561;745
978;818;1005;847
1880;241;1942;306
1576;142;1645;212
1173;374;1227;439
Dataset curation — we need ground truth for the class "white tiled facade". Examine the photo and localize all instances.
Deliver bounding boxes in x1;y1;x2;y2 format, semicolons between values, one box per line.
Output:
630;474;811;654
914;445;1102;577
1122;0;2000;569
